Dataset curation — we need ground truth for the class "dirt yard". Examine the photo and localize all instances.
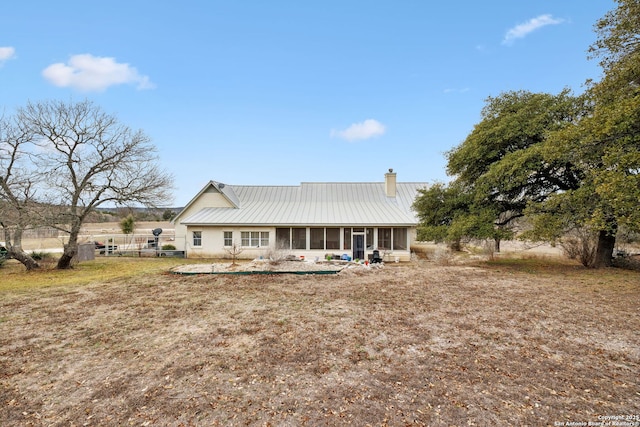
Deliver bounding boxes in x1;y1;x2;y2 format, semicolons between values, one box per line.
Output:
1;260;639;426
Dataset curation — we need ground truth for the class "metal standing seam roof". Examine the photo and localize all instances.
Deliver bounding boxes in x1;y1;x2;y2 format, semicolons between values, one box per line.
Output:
180;182;428;226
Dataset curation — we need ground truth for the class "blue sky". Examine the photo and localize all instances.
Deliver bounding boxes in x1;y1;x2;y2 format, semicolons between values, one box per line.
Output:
1;1;614;207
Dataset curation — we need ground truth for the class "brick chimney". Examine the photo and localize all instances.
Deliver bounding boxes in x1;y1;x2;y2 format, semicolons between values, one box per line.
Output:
385;168;396;197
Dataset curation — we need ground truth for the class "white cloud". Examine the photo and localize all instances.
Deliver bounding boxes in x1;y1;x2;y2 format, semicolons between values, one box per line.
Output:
331;119;386;142
502;14;564;45
0;46;16;65
42;54;155;92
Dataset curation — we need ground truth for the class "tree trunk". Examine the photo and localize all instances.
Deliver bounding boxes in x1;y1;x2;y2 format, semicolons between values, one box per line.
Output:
3;226;40;271
11;249;41;271
494;237;501;253
57;224;81;269
593;229;616;268
56;248;75;269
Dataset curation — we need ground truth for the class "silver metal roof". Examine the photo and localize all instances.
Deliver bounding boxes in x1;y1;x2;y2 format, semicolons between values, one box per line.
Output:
180;182;428;226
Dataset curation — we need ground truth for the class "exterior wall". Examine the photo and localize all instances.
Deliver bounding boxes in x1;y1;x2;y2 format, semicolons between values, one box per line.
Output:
182;225;418;262
174;187;235;252
185;226;273;259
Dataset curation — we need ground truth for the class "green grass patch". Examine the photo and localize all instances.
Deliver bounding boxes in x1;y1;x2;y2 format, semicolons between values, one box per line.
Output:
0;257;214;292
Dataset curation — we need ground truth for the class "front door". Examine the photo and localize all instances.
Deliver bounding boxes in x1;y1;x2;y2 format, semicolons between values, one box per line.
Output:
353;234;364;261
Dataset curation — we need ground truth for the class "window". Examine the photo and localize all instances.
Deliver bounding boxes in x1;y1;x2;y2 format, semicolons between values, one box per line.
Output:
326;228;340;249
251;231;260;247
393;228;407;250
192;231;202;247
276;228;290;249
378;228;391;250
241;231;269;247
310;228;324;250
223;231;233;247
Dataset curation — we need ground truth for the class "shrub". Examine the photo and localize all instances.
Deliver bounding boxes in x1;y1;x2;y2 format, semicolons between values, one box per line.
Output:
433;247;455;266
265;241;291;265
119;214;136;235
29;251;51;261
481;240;496;261
560;229;597;267
161;244;176;250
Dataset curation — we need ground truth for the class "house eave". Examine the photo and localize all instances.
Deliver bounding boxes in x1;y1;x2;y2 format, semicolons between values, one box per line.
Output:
181;222;419;227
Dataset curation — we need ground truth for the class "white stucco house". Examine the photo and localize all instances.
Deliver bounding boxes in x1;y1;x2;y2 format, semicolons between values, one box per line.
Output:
172;170;428;262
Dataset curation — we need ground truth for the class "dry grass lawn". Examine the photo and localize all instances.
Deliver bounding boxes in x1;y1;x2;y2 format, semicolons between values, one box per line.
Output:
1;257;639;426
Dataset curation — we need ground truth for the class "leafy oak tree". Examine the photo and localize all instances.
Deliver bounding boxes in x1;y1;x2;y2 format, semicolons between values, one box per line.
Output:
413;182;468;251
18;100;174;269
413;90;587;253
447;90;587;209
589;0;640;246
526;0;639;267
417;1;638;268
412;182;509;251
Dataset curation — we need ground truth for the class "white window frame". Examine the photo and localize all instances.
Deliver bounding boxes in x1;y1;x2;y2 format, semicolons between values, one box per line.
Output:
192;231;202;247
223;231;233;247
240;231;270;247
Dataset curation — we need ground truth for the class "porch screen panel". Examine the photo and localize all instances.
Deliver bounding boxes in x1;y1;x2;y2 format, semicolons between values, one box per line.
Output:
343;228;351;250
326;228;340;250
393;228;407;250
292;228;306;250
310;228;324;250
366;228;374;249
276;228;291;249
378;228;391;250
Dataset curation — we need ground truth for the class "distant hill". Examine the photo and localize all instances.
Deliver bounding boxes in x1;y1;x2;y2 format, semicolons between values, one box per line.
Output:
92;207;184;222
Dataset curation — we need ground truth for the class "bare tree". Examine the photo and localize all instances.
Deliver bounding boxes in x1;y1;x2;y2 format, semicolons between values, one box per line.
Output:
223;241;244;266
18;100;174;269
0;114;41;270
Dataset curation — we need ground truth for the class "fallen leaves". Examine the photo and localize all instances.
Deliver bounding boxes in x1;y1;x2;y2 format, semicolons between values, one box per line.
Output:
1;263;638;425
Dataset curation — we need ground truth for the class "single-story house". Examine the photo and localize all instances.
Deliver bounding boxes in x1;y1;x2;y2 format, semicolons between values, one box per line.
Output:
172;170;428;262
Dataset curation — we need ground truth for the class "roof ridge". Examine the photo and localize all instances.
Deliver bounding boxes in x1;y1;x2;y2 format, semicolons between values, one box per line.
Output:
228;181;428;186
